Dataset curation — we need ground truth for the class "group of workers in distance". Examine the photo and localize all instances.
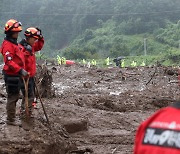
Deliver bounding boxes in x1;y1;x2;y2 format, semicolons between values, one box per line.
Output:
1;18;179;154
0;19;44;126
82;57;145;68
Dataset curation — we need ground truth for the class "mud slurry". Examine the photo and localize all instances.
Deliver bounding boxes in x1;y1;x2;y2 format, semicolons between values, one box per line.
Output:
0;110;75;154
0;65;180;154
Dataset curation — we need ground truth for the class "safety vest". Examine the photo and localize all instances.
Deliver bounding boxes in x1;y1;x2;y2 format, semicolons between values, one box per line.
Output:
105;57;110;66
121;60;125;67
61;57;66;64
82;59;86;65
57;55;61;65
140;61;145;66
91;59;96;66
131;61;137;67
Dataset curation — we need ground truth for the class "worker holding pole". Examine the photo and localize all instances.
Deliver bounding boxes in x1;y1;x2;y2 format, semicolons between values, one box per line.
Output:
1;19;28;126
19;27;44;118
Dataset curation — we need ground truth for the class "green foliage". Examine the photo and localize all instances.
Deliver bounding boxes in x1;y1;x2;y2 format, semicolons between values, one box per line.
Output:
155;22;180;48
0;0;179;59
62;21;179;60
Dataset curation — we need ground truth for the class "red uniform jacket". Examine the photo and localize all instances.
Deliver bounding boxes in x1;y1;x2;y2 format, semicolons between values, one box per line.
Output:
134;102;180;154
19;38;44;77
1;39;25;75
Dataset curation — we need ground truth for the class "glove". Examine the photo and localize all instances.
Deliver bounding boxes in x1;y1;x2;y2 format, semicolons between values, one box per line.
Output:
19;69;29;77
36;27;43;39
36;27;41;34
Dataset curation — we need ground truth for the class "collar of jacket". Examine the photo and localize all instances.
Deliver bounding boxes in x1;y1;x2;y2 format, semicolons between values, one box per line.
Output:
5;36;18;45
170;102;180;109
19;39;32;54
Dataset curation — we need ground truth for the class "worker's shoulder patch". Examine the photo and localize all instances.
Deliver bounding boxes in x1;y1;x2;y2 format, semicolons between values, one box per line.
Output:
143;127;180;149
7;56;12;61
5;51;10;55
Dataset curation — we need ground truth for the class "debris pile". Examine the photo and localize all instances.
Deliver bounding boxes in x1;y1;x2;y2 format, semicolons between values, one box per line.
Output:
35;64;55;98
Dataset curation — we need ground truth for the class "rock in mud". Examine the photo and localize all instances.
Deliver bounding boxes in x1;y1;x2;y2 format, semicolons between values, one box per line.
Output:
63;118;89;134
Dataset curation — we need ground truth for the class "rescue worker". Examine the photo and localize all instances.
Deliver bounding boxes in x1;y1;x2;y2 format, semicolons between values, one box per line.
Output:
0;19;28;126
19;27;44;117
113;56;125;67
134;101;180;153
57;55;61;65
140;61;145;67
131;61;137;67
61;57;66;64
82;59;86;65
105;57;110;66
91;59;96;66
121;59;125;68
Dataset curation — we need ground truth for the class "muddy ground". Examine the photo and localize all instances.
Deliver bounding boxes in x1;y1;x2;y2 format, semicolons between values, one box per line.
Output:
0;64;180;154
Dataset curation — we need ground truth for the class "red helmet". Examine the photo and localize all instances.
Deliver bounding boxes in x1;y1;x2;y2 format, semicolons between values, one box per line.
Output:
24;27;40;39
4;19;22;33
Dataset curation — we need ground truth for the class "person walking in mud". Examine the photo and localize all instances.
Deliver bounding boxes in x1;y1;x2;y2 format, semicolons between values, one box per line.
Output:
19;27;44;118
0;19;29;126
134;101;180;153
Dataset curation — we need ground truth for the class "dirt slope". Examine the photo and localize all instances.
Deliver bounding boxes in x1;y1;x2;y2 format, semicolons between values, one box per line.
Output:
0;65;179;154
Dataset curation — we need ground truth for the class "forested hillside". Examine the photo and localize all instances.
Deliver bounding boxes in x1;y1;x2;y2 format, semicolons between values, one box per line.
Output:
0;0;179;59
63;20;180;59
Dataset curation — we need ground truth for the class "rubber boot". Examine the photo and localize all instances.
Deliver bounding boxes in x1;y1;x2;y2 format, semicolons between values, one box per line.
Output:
6;118;22;126
6;94;21;126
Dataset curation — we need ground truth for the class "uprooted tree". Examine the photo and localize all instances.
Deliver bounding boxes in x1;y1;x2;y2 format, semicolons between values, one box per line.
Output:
35;64;55;98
